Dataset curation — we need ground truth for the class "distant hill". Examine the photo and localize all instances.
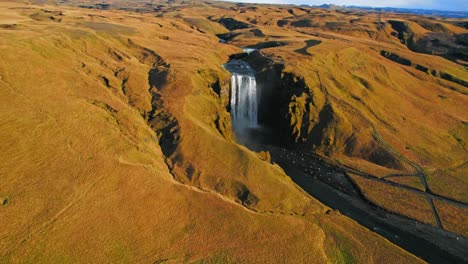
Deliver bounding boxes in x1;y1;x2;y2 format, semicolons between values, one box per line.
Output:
306;5;468;18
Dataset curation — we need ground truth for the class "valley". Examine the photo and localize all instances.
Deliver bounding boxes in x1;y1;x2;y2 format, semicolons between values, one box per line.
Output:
0;0;467;263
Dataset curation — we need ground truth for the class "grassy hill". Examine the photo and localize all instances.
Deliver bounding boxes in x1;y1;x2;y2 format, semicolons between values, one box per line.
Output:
1;0;466;262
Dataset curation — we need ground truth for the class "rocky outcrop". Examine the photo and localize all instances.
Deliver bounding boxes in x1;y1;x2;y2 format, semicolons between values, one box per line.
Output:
246;40;285;49
242;51;410;171
217;28;264;42
439;71;468;88
216;17;251;31
380;50;412;66
389;20;468;64
111;41;184;168
214;178;258;206
380;50;468;88
389;20;415;47
243;51;290;144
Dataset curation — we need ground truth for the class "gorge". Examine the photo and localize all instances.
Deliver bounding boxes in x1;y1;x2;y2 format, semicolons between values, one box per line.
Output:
224;51;468;264
1;0;467;263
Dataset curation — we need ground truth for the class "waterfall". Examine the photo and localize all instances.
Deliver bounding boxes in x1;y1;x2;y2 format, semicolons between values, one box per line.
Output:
231;73;258;128
224;60;258;130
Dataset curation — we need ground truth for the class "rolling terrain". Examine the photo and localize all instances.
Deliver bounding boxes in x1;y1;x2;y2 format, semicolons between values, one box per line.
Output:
0;0;467;263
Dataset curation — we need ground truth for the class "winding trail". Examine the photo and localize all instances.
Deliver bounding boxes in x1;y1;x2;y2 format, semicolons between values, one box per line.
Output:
371;127;444;227
256;144;468;263
289;150;468;210
381;173;419;179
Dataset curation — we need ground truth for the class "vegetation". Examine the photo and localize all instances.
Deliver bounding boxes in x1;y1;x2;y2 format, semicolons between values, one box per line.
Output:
1;0;466;262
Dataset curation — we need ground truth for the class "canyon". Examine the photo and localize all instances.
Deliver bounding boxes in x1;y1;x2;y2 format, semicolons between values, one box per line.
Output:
0;0;467;263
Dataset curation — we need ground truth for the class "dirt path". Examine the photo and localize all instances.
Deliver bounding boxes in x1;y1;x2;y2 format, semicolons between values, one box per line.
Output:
260;145;468;263
371;127;444;227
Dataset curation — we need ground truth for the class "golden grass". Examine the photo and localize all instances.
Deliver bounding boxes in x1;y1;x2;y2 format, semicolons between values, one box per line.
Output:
319;214;422;264
258;22;467;227
434;200;468;237
348;174;436;226
386;176;426;191
427;167;468;203
0;1;424;262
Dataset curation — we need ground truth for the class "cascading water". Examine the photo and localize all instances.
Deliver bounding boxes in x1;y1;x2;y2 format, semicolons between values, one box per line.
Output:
224;59;258;131
231;72;257;127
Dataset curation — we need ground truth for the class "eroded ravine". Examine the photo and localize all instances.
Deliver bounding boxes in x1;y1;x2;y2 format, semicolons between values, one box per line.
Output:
223;49;468;263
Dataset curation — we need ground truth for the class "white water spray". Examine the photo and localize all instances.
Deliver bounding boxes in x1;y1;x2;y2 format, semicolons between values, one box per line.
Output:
224;60;258;130
231;73;257;128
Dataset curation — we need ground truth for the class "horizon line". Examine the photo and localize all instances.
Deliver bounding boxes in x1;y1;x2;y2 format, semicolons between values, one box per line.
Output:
222;0;468;13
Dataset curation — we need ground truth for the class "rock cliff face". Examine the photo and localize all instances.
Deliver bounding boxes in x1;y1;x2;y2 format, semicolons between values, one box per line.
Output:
389;19;468;65
235;10;467;235
245;50;408;171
